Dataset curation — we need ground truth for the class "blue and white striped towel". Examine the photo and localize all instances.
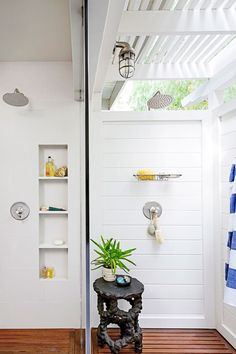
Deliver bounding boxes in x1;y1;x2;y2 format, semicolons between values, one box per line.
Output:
224;160;236;306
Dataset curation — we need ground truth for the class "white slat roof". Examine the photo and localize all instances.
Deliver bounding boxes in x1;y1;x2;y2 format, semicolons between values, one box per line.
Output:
102;0;236;107
118;0;236;65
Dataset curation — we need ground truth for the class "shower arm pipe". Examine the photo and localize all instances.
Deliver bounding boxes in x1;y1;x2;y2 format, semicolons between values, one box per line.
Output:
113;41;134;53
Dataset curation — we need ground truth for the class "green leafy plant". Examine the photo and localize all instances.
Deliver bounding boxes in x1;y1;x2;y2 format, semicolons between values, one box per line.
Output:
91;236;136;274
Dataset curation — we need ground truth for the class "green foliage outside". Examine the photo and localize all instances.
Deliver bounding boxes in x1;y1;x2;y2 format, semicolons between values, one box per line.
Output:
128;80;208;111
224;83;236;103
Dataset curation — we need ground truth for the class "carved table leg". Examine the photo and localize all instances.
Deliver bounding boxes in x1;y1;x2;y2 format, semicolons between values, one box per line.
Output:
134;323;143;353
97;324;106;348
97;295;107;347
96;292;143;354
133;296;143;353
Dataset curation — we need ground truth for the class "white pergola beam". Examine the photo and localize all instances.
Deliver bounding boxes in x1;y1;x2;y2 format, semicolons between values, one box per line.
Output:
89;0;110;96
69;0;83;101
106;62;212;81
182;59;236;107
91;0;126;94
108;81;125;109
210;37;236;74
119;9;236;35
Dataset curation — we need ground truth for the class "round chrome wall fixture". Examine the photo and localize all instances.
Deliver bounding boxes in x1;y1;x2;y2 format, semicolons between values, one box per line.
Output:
10;202;30;220
143;201;162;219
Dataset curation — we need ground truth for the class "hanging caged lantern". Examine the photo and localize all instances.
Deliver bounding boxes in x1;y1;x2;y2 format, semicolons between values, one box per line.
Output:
147;91;173;110
114;41;135;79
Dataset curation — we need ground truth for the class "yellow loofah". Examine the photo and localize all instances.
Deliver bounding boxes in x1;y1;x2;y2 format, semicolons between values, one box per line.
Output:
137;168;155;180
55;166;68;177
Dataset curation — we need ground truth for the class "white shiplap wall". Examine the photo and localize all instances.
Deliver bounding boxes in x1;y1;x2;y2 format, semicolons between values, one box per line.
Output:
220;113;236;346
91;111;214;328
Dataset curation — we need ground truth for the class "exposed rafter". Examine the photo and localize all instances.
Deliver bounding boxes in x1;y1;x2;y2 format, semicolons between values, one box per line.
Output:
182;59;236;107
109;81;125;109
210;37;236;73
69;0;83;101
90;0;126;95
119;9;236;35
89;0;110;96
106;62;212;81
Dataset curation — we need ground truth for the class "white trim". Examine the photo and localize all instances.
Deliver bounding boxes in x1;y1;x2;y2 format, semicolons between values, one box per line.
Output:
214;98;236;117
182;59;236;107
119;9;236;35
69;0;83;101
211;36;236;74
217;323;236;348
98;110;209;122
211;91;236;349
106;62;212;81
92;0;126;94
212;115;223;338
201;116;216;328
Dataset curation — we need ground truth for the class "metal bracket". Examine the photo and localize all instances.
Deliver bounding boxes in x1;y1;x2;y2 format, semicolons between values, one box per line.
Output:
10;202;30;220
143;201;162;219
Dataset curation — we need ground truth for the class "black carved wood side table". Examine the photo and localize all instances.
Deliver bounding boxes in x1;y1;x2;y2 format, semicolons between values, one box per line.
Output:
93;277;144;354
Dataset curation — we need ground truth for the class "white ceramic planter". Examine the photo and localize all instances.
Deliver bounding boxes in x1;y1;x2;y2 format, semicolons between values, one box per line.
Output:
102;267;116;282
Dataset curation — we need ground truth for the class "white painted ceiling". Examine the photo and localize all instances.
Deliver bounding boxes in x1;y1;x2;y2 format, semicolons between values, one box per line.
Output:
0;0;72;61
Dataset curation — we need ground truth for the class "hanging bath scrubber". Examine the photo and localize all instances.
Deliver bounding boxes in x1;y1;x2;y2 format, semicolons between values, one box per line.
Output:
147;217;156;236
146;205;164;244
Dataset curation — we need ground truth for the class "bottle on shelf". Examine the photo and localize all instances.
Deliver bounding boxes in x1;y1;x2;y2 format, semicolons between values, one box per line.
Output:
45;156;55;177
40;266;55;279
40;266;48;279
47;267;55;279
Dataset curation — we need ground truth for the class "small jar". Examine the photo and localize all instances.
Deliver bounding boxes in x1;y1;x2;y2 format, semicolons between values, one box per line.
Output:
40;266;47;279
47;267;55;279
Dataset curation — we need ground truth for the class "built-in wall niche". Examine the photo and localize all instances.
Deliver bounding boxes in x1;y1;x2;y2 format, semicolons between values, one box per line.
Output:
39;214;68;248
38;144;69;280
38;144;68;177
39;249;68;280
39;180;68;211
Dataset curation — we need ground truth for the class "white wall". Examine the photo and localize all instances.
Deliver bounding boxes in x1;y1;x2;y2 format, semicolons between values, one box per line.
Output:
0;62;83;328
91;110;215;328
218;110;236;347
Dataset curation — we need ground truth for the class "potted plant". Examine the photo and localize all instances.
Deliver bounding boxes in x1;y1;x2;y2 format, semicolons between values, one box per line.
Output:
91;236;136;282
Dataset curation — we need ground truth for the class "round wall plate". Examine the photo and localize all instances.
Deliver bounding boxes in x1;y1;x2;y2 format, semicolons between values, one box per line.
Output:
143;201;162;219
10;202;30;220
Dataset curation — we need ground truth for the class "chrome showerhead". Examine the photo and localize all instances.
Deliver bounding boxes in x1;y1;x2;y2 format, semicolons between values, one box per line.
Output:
2;88;29;107
147;91;173;110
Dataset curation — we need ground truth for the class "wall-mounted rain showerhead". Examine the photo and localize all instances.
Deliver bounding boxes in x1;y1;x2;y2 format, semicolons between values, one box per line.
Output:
2;88;29;107
147;91;173;110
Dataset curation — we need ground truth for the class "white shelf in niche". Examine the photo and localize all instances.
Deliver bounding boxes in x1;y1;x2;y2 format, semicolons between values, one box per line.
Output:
40;278;67;282
39;248;68;280
39;178;68;211
39;213;68;247
38;144;68;177
39;211;68;215
38;177;68;180
39;243;68;249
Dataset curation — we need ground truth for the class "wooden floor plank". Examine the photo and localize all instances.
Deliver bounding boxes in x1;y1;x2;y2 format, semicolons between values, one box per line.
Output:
92;329;236;354
0;329;84;354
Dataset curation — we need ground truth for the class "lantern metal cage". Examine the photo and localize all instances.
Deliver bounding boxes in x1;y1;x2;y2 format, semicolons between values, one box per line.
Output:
114;41;135;79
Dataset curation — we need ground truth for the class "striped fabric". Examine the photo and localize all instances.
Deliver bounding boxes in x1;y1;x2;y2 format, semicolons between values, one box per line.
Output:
224;161;236;306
